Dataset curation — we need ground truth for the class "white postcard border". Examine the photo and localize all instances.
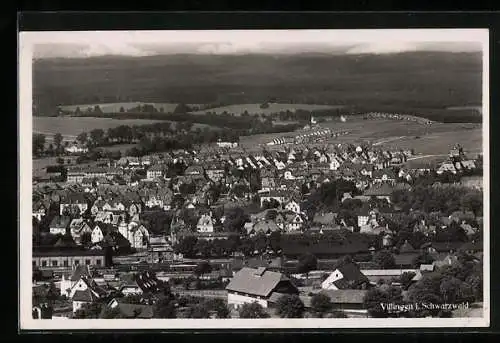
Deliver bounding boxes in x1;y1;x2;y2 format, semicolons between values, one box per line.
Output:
19;29;491;330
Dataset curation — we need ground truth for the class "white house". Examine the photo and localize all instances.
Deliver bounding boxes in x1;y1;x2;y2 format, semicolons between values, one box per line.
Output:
91;225;106;244
196;213;215;233
65;144;88;154
284;200;301;214
68;276;104;313
321;263;369;290
225;267;299;309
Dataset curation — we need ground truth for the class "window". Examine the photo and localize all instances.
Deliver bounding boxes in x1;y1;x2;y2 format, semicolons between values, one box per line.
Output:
85;259;91;265
74;260;80;266
52;261;58;267
96;259;101;266
63;260;69;267
41;261;47;267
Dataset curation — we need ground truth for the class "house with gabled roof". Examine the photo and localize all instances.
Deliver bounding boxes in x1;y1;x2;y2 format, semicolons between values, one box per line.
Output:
321;262;370;290
69;219;92;245
100;298;154;319
69;276;107;313
226;267;299;309
49;215;71;235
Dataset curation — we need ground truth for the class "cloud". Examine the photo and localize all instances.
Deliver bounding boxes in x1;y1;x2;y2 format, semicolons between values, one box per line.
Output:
346;42;422;55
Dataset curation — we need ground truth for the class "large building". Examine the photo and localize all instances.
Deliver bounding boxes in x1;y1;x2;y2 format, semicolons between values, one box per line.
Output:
225;267;299;309
32;248;107;270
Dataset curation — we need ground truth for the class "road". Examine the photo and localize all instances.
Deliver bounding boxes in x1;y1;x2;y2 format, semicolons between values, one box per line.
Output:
372;136;407;146
406;154;449;161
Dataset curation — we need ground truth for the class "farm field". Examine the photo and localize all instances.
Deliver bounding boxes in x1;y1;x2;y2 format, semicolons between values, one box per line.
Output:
239;118;483;156
190;103;344;116
33;116;217;138
59;102;202;114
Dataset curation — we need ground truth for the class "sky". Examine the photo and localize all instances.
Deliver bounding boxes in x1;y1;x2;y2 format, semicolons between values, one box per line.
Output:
21;29;486;59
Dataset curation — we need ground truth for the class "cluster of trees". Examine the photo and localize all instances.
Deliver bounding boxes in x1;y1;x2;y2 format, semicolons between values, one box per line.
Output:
391;185;483;216
364;251;483;317
302;179;359;219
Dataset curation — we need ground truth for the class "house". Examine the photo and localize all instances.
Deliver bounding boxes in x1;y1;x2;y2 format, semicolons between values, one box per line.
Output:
184;165;205;176
33;200;50;221
69;276;106;313
33;248;106;270
361;184;394;203
146;164;165;180
49;216;71;235
205;165;226;182
226;267;299;309
260;190;288;207
321;263;370;290
284;200;301;214
60;192;89;215
91;223;114;244
101;298;154;319
60;265;92;297
284;213;305;232
437;162;457;175
148;236;174;263
312;289;368;314
373;169;396;183
65;144;88;154
196;213;215;233
69;219;92;245
248;220;281;236
118;271;165;296
125;222;150;250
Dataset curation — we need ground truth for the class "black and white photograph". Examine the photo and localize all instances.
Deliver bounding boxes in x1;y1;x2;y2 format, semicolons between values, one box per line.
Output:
19;29;489;329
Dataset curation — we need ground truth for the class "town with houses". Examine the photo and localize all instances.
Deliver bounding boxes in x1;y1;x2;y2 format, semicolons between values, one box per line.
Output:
31;112;484;320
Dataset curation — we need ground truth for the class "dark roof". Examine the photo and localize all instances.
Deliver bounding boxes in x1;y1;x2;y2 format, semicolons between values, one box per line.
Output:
70;265;91;281
226;267;295;297
337;263;369;284
72;288;99;302
33;249;106;257
460;241;483;252
427;241;465;253
107;301;154;319
399;240;417;253
394;253;419;266
321;290;368;304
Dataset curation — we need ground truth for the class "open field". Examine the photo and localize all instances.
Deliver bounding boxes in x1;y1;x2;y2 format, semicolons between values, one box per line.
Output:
33;116;216;138
59;102;201;114
191;103;344;116
34;117;166;137
239;118;483;156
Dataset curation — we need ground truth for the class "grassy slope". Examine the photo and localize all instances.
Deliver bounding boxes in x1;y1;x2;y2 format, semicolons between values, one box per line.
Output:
33;52;482;113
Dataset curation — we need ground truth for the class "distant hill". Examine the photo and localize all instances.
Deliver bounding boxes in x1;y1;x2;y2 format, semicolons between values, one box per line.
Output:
33;51;482;119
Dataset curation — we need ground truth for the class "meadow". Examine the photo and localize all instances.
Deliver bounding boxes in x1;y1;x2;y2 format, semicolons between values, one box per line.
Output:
32;116;213;138
191;103;344;116
239;118;483;156
59;102;202;114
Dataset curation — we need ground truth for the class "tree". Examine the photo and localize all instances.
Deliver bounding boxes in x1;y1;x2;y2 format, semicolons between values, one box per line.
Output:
276;294;305;318
194;261;212;279
363;286;403;318
76;132;88;146
296;253;318;282
399;271;417;290
73;302;103;318
90;128;105;146
173;103;192;114
310;293;333;317
205;298;230;318
175;236;198;258
412;253;435;268
33;133;46;155
238;302;270;318
153;295;176;318
223;208;248;233
53;133;63;153
373;250;396;269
